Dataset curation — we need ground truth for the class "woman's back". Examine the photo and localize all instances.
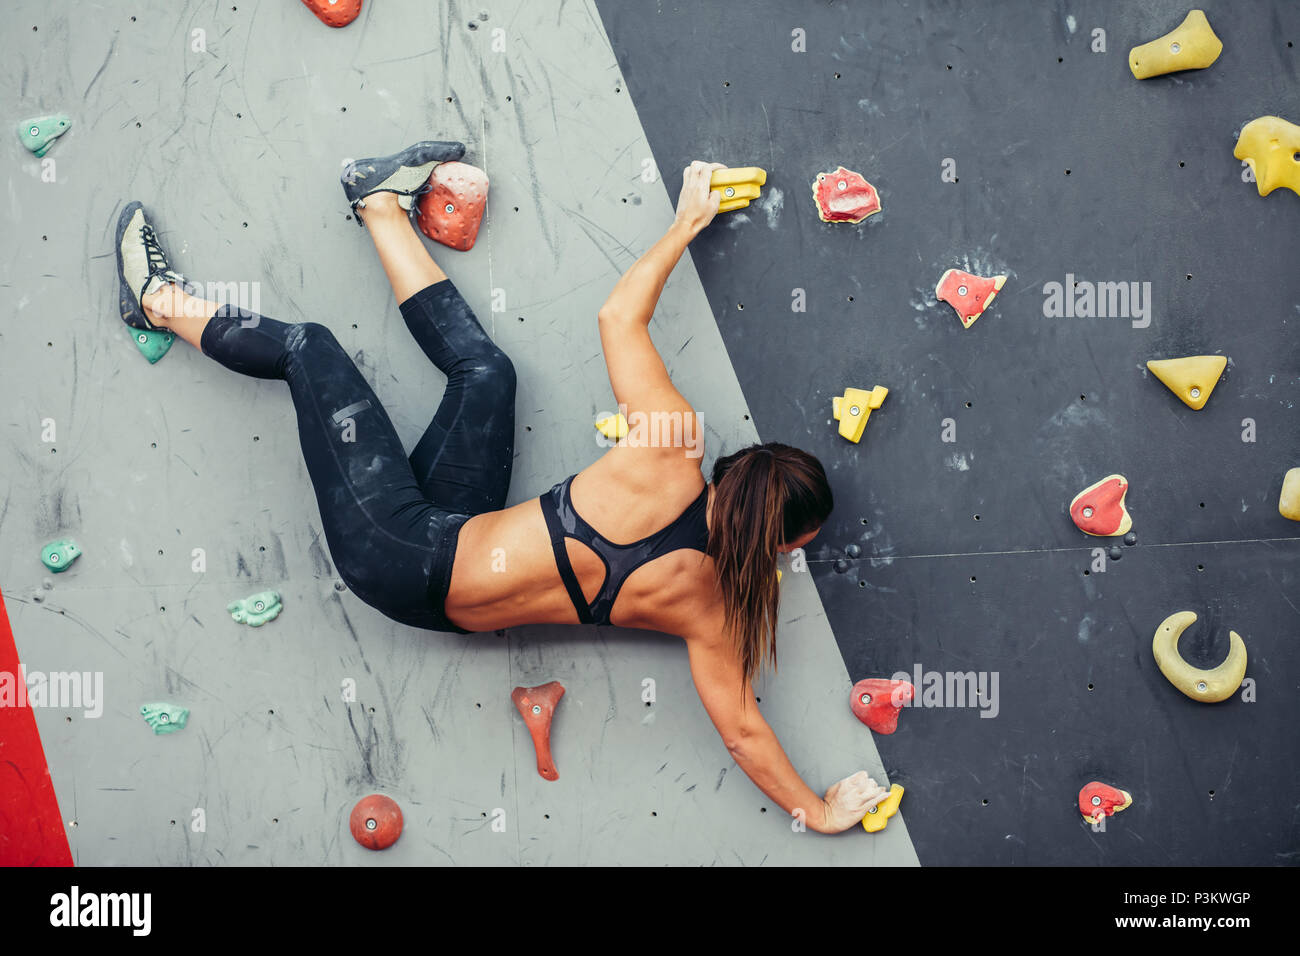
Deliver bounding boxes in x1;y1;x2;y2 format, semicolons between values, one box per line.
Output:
444;449;718;635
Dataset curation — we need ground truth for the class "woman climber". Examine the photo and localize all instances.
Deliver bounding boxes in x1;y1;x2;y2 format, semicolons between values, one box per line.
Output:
112;142;890;834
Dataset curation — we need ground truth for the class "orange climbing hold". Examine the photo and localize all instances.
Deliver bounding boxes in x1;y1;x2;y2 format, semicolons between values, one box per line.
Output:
936;268;1006;329
850;678;914;735
512;681;565;781
349;793;403;850
302;0;362;28
1078;781;1132;825
417;161;490;251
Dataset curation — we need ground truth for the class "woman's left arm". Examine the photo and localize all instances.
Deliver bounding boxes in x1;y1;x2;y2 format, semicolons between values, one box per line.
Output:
597;161;724;430
597;160;724;328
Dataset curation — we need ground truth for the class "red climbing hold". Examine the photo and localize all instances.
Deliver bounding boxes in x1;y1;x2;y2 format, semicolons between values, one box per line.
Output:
1078;781;1132;824
849;678;914;734
302;0;362;28
416;161;490;251
935;268;1007;329
812;166;881;223
1069;474;1132;537
349;793;403;850
512;681;565;781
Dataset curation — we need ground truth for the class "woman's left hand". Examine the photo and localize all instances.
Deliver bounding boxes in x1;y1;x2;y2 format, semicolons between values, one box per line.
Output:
673;160;727;236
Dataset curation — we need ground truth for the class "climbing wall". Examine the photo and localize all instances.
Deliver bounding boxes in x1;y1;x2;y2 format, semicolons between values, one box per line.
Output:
0;1;917;864
596;0;1300;864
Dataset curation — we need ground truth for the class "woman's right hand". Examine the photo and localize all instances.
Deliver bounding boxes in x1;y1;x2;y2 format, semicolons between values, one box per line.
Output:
818;771;891;833
673;160;727;236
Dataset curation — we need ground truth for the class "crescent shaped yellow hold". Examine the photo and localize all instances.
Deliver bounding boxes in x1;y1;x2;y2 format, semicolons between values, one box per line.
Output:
1152;611;1247;703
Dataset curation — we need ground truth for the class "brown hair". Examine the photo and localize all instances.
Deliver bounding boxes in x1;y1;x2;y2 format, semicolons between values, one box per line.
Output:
706;442;833;694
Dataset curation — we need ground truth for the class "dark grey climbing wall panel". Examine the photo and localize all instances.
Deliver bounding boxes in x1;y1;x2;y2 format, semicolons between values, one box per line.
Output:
596;0;1300;864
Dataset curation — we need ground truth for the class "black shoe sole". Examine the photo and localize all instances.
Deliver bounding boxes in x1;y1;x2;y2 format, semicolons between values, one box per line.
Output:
115;201;158;331
340;140;467;206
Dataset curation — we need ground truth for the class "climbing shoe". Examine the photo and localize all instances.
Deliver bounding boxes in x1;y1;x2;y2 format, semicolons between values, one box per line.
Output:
115;201;187;331
341;140;466;225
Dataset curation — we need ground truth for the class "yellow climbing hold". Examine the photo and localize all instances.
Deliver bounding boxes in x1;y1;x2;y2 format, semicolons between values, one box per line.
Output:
1233;116;1300;198
862;784;904;833
1279;468;1300;520
1146;355;1226;410
710;166;767;213
1129;9;1222;79
594;412;629;440
1152;611;1247;703
832;386;888;443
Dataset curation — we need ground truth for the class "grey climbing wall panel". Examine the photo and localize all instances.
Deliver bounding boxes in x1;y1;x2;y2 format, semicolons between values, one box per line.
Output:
0;0;917;864
596;0;1300;864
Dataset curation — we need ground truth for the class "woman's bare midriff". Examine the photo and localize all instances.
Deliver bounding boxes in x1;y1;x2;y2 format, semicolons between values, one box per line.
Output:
441;457;716;635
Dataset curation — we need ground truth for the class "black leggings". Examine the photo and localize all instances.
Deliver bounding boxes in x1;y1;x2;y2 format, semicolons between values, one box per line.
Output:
199;280;515;633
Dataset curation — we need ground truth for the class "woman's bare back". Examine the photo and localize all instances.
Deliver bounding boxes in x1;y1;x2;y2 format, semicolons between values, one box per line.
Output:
442;448;719;635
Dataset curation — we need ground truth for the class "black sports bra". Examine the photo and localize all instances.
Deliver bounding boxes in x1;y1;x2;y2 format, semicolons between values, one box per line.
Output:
538;474;710;625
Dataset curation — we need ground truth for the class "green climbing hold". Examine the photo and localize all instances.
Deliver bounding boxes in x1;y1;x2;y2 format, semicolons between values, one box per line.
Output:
17;114;71;158
140;702;189;735
227;590;283;627
40;539;81;573
132;328;175;364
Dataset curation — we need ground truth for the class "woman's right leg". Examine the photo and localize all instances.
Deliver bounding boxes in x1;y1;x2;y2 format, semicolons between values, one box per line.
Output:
358;195;517;517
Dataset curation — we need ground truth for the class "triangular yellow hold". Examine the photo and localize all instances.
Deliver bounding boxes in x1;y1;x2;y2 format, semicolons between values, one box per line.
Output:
1146;355;1227;410
594;412;629;440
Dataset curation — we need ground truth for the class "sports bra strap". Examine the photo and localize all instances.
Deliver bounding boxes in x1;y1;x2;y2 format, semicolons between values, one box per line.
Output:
540;486;595;624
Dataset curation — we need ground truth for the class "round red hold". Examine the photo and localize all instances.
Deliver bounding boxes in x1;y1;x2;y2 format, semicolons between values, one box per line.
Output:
350;794;403;850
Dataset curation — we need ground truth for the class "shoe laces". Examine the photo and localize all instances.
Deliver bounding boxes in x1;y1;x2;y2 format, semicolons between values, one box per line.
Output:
141;222;170;278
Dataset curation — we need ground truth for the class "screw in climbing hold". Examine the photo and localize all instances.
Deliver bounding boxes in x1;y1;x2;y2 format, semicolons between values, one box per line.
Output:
140;702;190;735
812;166;880;223
349;794;403;850
512;681;565;781
228;590;283;627
1151;611;1247;703
40;539;81;573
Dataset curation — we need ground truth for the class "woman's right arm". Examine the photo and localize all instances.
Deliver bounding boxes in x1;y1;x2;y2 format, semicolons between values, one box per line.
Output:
684;624;891;834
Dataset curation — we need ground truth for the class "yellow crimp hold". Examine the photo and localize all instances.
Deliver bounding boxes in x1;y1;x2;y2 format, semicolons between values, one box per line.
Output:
1152;611;1247;703
777;569;783;582
832;386;888;443
1279;468;1300;521
594;412;629;440
710;166;768;213
862;784;904;833
1233;116;1300;198
1129;9;1222;79
1145;355;1227;410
